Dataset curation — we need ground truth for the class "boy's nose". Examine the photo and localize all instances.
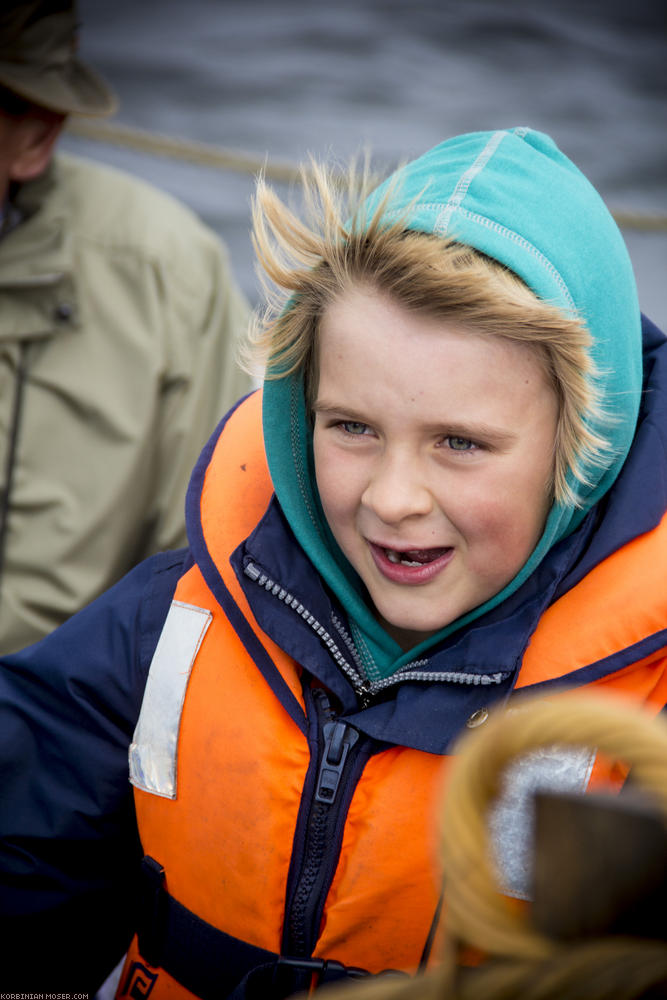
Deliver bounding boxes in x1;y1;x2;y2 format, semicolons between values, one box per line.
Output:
361;455;433;524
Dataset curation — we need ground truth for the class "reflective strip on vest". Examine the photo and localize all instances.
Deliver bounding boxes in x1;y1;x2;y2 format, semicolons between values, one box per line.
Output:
491;744;595;899
129;600;212;799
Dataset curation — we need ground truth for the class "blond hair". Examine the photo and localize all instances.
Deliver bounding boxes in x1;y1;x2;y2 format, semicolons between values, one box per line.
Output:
245;159;608;508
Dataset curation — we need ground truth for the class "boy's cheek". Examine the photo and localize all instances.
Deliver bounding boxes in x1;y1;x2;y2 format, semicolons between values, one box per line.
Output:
316;454;362;513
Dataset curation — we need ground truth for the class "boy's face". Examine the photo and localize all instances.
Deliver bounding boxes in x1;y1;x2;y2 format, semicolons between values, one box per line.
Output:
313;286;559;650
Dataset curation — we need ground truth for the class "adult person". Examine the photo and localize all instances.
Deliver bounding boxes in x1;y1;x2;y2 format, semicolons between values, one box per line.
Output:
0;126;665;997
0;0;251;653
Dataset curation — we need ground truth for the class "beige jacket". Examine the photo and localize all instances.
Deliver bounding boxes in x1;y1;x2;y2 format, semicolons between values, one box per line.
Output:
0;153;251;653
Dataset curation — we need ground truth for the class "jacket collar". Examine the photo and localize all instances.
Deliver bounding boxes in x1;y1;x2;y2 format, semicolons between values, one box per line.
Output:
232;494;596;752
0;157;77;342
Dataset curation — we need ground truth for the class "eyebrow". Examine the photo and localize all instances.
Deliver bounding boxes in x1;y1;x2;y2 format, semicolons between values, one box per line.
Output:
312;401;518;446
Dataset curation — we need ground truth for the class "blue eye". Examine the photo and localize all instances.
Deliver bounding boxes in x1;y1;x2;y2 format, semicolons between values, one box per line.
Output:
341;421;369;436
447;436;476;451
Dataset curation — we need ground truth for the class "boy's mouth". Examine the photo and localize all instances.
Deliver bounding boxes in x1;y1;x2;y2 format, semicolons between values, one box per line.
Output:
383;546;450;567
368;542;454;585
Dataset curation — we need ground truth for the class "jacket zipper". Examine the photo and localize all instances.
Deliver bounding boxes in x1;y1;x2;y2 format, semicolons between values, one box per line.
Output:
244;559;373;704
283;687;363;958
243;559;508;701
244;560;505;967
0;341;30;595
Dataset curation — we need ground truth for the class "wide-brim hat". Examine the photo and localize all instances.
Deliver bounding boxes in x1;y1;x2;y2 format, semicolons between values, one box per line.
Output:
0;1;117;116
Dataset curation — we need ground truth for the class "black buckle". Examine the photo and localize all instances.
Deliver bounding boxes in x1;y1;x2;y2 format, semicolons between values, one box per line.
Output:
276;955;368;987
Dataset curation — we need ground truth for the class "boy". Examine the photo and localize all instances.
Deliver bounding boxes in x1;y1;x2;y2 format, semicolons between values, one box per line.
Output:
1;127;665;997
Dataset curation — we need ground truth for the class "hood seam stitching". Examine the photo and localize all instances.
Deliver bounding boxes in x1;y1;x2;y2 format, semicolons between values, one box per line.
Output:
434;129;508;235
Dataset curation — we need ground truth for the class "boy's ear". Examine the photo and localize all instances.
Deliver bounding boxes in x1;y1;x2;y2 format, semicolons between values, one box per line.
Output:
9;112;66;183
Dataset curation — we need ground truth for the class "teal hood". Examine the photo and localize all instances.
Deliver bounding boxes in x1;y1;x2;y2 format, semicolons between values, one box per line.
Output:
262;127;643;679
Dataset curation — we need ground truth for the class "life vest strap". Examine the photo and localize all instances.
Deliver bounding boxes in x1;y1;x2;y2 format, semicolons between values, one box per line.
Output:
135;855;387;999
137;855;276;998
138;855;168;968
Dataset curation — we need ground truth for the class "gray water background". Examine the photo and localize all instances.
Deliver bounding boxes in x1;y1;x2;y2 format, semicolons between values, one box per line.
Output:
65;0;667;326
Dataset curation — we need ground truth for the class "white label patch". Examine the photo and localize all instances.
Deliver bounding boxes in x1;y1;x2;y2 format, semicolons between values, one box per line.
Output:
129;600;212;798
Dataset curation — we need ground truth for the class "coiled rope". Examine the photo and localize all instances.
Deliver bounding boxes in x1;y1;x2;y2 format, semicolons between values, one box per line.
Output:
438;693;667;999
66;118;667;232
318;694;667;1000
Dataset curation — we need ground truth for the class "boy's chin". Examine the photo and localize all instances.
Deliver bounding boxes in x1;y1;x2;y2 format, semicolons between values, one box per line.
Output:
377;613;448;652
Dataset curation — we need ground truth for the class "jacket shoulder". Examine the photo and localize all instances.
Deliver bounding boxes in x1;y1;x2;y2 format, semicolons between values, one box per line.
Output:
0;548;188;724
53;152;224;261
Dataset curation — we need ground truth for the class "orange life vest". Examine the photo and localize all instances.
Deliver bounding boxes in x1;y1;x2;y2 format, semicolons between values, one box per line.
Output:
116;391;667;1000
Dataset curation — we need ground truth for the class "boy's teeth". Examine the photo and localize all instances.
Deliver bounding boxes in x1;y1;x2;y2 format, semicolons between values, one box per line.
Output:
383;546;450;567
385;548;430;566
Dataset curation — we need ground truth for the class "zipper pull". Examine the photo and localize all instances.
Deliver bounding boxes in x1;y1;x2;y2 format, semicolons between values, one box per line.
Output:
315;720;359;805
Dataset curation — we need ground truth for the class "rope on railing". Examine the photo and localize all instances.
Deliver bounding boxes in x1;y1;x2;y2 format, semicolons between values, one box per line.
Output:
66;118;302;184
66;118;667;232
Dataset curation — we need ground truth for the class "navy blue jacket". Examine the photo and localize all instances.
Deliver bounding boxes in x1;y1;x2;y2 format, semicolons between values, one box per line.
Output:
1;315;665;992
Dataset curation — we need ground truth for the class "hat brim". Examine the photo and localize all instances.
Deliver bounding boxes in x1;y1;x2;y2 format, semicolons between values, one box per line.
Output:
0;57;117;116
